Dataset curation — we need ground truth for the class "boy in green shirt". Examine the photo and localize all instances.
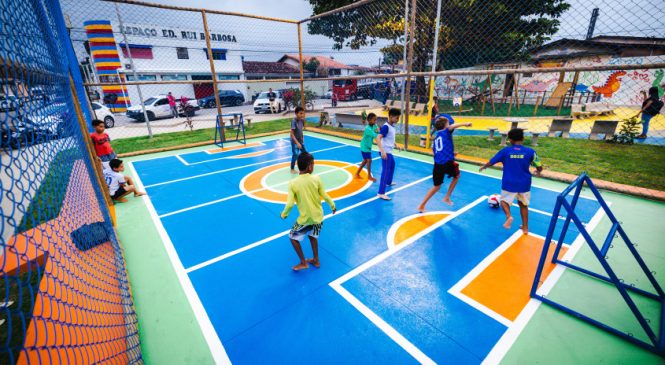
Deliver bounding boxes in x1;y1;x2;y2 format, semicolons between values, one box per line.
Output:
355;113;379;181
281;152;337;271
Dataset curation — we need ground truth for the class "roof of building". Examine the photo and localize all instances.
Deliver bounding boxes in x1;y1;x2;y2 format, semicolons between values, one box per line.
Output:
530;36;665;58
278;54;353;69
242;61;300;74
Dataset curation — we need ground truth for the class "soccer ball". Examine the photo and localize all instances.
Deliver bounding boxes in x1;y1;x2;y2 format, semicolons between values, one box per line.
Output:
488;194;501;208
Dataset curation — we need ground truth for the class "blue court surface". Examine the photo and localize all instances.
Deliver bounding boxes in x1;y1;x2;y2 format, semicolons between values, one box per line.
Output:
130;133;603;364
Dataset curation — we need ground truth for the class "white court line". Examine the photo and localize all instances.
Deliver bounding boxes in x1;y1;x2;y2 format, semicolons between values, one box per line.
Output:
127;161;232;365
481;204;608;365
185;175;432;273
330;282;436;365
202;141;268;155
160;158;377;218
144;144;349;188
308;133;599;202
385;211;455;251
327;196;486;364
175;155;189;166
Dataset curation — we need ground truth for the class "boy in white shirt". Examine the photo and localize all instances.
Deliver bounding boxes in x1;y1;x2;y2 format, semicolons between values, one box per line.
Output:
104;159;145;203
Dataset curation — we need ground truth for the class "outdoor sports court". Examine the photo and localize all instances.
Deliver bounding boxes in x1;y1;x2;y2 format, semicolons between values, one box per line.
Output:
123;132;651;364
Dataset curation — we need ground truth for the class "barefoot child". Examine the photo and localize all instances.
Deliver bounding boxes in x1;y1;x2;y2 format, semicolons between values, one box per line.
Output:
290;106;307;174
104;159;146;203
355;112;379;181
281;152;336;271
417;115;471;212
377;108;401;200
479;129;543;234
90;119;115;170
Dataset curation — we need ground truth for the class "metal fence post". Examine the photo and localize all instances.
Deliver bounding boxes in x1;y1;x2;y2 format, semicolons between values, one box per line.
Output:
403;0;418;149
297;23;306;110
202;10;225;141
115;3;153;137
425;0;443;148
399;0;409;127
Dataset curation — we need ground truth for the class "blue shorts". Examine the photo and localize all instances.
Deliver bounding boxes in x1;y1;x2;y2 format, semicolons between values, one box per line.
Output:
361;151;372;160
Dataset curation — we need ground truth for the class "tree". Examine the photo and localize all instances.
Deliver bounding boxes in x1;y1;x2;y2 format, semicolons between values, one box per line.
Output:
303;57;321;77
306;0;570;96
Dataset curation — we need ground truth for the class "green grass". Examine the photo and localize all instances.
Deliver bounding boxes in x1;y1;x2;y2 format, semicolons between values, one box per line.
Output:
17;149;76;233
437;99;571;118
112;118;292;154
313;124;665;191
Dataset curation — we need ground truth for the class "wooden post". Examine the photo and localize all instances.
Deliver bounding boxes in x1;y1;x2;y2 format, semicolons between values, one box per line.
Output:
533;95;541;116
481;93;486;115
297;23;306;110
202;10;224;140
69;75;115;223
556;71;566;116
488;67;496;113
513;72;520;111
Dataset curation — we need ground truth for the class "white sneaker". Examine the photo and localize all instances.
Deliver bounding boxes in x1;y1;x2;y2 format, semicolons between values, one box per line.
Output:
377;194;392;201
387;183;396;186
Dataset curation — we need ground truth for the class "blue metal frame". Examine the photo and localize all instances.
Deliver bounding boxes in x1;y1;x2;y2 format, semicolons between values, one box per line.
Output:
215;113;247;148
531;173;664;356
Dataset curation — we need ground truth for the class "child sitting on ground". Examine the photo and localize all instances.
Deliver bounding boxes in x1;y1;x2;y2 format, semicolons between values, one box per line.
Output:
104;159;146;203
479;129;543;234
281;152;336;271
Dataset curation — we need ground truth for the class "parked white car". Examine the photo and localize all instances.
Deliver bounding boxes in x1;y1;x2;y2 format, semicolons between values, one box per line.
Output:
253;91;285;114
90;102;115;128
126;95;199;121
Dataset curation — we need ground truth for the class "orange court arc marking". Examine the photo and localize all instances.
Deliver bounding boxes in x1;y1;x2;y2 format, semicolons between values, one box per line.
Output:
226;149;274;159
460;234;568;321
207;141;263;154
392;213;451;247
240;160;372;204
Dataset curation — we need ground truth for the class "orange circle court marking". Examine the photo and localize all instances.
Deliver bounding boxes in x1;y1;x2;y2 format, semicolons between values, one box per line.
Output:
240;160;373;204
387;212;452;249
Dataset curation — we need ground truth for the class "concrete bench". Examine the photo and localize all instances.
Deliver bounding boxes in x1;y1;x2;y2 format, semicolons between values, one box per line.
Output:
589;120;619;140
487;127;498;141
499;131;509;146
531;132;540;146
547;118;573;138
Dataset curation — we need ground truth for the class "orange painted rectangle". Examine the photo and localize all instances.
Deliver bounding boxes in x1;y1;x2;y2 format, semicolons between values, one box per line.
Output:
461;235;567;321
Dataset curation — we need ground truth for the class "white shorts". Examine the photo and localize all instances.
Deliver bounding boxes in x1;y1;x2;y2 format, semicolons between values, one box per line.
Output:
500;190;530;206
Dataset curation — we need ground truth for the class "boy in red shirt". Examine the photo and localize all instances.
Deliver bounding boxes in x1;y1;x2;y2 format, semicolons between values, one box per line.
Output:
90;119;116;169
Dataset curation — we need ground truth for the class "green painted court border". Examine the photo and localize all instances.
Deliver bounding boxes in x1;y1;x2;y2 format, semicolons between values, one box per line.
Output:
115;131;664;364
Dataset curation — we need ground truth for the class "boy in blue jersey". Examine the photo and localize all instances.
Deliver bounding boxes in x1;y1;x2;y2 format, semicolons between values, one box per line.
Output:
355;113;379;181
377;108;402;200
480;129;543;234
417;115;472;212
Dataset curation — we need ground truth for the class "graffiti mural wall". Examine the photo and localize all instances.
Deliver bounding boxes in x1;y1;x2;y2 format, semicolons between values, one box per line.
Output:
435;55;664;106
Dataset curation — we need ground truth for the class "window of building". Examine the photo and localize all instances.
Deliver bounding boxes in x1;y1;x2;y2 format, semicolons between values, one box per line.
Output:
119;44;153;59
126;74;157;81
176;47;189;59
217;74;239;80
161;74;188;81
329;69;341;76
204;48;227;61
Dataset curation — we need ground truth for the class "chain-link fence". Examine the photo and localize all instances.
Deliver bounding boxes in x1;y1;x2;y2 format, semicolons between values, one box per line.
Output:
1;0;141;363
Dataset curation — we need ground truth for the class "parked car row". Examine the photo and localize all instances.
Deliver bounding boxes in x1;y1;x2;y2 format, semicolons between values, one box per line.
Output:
1;103;70;150
198;90;245;108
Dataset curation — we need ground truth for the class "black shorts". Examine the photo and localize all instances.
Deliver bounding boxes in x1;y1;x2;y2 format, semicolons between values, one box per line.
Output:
433;161;460;186
111;186;128;200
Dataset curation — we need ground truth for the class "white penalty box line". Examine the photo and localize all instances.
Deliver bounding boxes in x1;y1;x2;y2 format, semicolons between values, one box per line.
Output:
328;196;487;365
145;144;351;189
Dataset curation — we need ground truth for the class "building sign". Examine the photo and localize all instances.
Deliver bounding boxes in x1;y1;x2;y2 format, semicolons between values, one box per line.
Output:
120;23;237;43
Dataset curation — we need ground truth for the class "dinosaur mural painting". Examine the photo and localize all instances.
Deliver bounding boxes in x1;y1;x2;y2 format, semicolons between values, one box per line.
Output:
520;78;557;92
652;69;664;97
592;71;627;98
